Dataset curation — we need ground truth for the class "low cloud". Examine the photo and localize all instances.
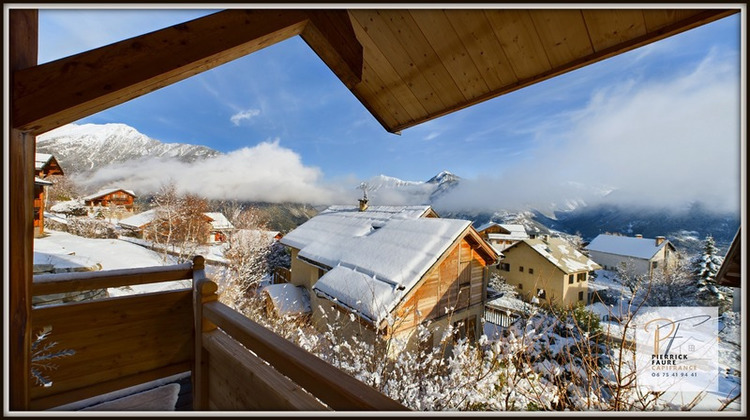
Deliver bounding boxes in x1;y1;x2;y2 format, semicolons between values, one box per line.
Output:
230;108;261;126
75;140;343;205
434;51;741;215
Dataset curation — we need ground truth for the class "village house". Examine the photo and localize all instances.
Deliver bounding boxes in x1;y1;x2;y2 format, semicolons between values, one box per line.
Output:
584;234;677;278
203;212;235;244
476;222;529;253
83;188;137;220
497;235;601;308
33;153;64;236
119;209;235;244
277;203;497;353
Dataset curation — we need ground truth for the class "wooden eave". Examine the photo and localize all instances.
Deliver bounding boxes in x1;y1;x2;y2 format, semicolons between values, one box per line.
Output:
716;228;741;288
345;8;739;133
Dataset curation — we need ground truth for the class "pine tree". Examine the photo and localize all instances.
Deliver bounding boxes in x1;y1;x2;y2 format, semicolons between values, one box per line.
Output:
692;235;729;309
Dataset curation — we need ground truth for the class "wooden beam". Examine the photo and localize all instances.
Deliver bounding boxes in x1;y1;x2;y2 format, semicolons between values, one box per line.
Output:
301;10;363;89
9;9;37;411
12;9;363;135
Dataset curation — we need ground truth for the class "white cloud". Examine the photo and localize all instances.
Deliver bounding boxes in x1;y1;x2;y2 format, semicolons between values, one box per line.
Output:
230;108;261;126
434;51;741;214
75;140;343;205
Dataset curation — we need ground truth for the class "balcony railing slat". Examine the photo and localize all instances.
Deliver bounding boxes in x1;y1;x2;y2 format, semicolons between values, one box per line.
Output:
203;329;329;410
32;262;194;296
203;301;408;411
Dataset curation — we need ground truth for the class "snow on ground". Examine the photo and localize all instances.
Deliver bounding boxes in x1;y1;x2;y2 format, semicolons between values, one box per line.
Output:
34;229;191;296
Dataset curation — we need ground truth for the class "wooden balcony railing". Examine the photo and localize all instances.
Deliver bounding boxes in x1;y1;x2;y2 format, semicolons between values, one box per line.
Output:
29;256;408;411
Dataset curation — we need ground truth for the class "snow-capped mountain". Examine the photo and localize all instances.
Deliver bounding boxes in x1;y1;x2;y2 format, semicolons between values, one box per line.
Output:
362;171;461;205
36;123;220;174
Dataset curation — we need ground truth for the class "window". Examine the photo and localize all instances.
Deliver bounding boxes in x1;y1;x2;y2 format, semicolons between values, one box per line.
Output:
537;288;546;299
652;261;658;269
577;273;586;282
498;263;510;272
453;316;477;342
528;268;534;275
578;291;584;301
518;283;523;290
568;274;574;284
519;266;524;272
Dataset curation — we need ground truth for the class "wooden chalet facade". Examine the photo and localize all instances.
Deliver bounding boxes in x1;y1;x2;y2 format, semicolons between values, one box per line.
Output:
8;6;740;412
33;153;64;236
280;205;497;353
83;188;136;212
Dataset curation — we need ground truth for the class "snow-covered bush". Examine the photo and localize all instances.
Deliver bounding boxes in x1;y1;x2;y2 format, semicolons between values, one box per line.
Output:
65;217;118;239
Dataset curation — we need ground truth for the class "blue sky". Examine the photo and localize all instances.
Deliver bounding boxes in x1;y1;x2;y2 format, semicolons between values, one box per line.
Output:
37;8;743;212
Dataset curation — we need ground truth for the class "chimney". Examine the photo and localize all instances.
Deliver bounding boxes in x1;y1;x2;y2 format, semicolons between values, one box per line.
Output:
655;236;665;246
358;198;369;212
635;234;643;239
542;234;549;243
358;182;369;212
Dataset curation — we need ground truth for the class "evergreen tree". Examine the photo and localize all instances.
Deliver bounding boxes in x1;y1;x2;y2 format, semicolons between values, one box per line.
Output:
692;235;729;310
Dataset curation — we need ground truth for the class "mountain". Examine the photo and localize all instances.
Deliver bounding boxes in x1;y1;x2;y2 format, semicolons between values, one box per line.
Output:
36;123;220;174
363;171;461;205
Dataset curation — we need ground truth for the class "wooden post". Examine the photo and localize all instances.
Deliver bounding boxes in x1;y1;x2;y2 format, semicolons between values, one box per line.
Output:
9;8;38;411
192;256;217;411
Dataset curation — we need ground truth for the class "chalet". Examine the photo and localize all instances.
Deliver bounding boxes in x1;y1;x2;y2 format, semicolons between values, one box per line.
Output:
585;234;677;278
279;204;497;352
119;209;234;244
497;236;601;308
9;6;738;412
33;153;64;236
203;212;235;243
83;188;136;213
476;222;529;253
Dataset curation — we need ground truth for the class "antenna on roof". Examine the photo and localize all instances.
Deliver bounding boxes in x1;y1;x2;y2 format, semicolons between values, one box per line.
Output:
358;182;370;212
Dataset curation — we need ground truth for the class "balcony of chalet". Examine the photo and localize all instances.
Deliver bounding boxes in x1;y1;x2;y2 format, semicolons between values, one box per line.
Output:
27;255;408;411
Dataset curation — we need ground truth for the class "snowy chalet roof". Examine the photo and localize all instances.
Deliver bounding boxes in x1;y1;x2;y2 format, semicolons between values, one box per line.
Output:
506;237;601;274
83;188;136;201
281;205;489;324
585;234;672;260
35;153;54;171
118;209;156;229
203;212;234;231
486;294;531;314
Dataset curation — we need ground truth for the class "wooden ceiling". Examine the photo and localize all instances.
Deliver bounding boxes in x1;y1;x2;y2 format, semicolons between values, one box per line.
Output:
12;8;739;136
344;9;739;133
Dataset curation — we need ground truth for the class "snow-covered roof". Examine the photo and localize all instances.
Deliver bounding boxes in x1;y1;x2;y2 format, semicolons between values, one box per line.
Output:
321;204;433;219
119;209;156;229
486;294;531;314
83;188;136;201
585;234;671;260
35;153;53;171
507;237;601;274
261;284;311;316
34;177;54;186
203;212;234;231
476;222;527;235
282;206;485;324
